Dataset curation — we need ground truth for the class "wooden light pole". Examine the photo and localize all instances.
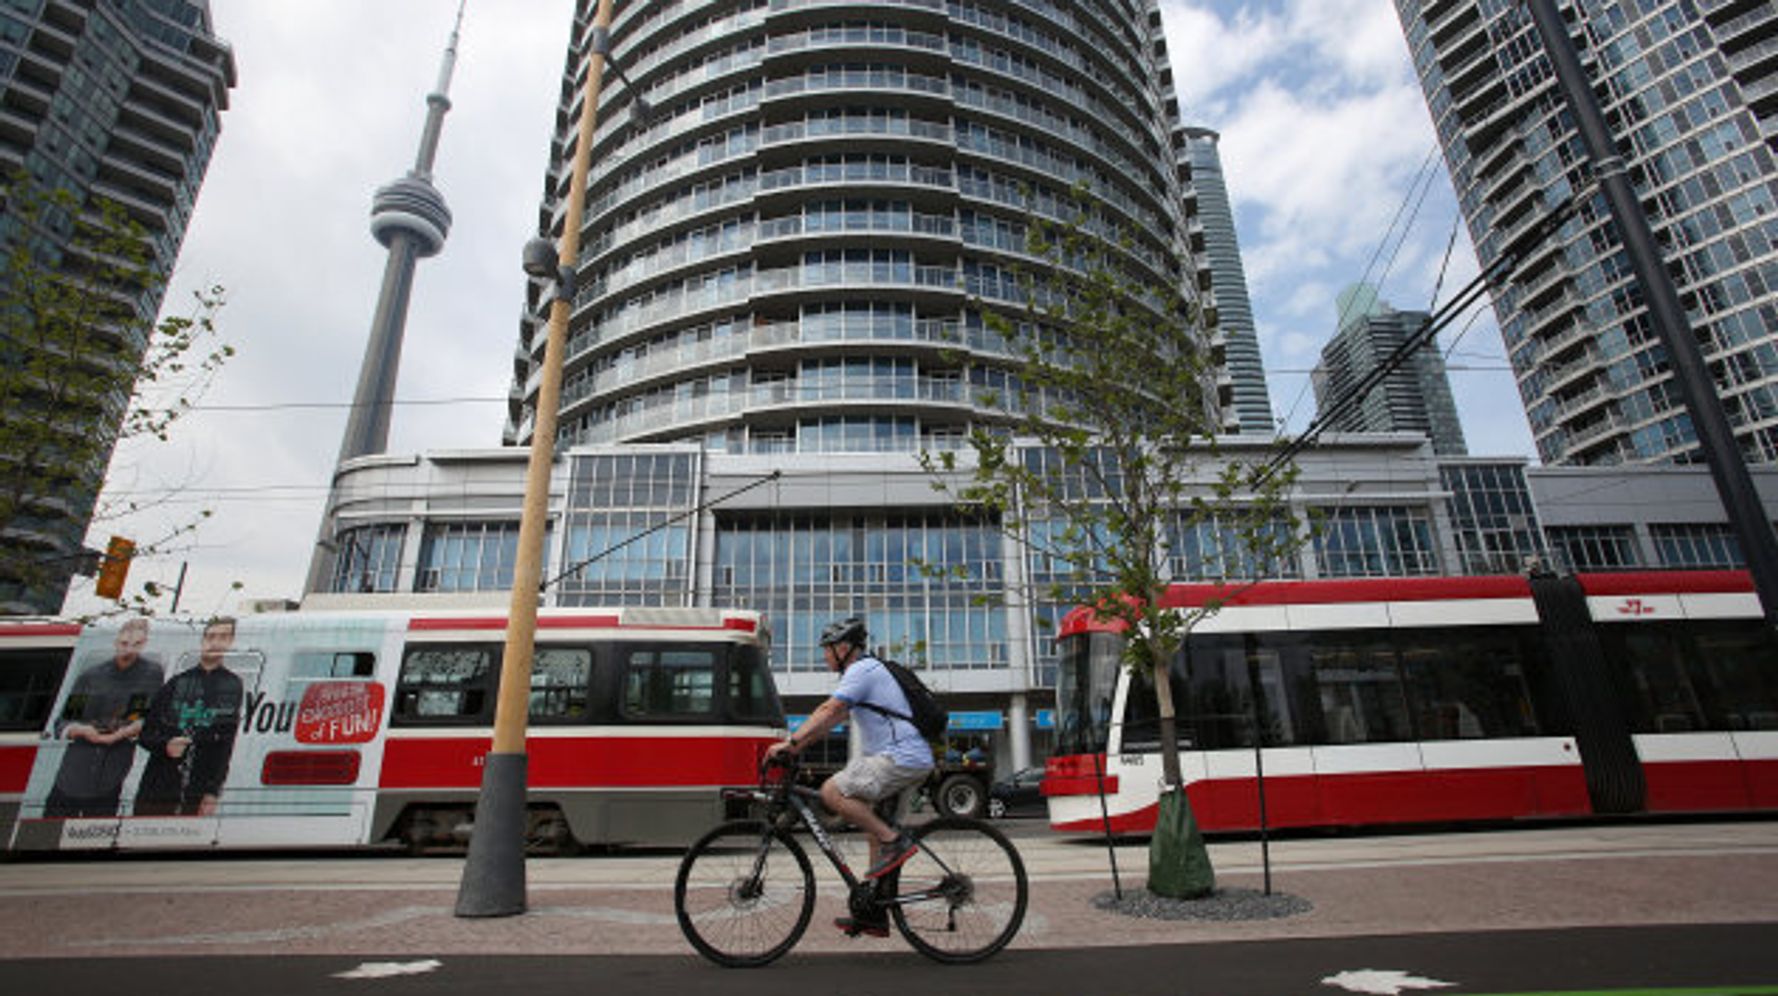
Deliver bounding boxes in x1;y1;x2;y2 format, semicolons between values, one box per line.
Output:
455;0;619;918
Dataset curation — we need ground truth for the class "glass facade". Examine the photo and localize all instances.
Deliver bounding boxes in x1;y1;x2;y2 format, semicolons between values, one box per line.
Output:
1395;0;1778;467
1650;522;1744;568
417;522;524;593
329;523;405;594
505;0;1204;460
0;1;234;612
714;511;1006;675
1442;462;1547;574
1547;523;1643;571
1312;506;1441;578
558;452;699;606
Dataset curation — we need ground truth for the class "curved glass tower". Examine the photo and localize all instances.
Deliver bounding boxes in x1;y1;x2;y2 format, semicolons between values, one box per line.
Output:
1180;126;1273;435
504;0;1204;455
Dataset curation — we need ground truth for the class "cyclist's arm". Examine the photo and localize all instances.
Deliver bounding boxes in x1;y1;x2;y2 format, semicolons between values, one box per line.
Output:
773;695;850;757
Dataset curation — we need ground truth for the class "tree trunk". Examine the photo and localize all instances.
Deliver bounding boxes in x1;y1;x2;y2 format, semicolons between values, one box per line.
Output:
1145;640;1214;898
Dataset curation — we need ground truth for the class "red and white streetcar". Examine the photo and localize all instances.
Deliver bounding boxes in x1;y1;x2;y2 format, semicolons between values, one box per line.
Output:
1044;571;1778;834
0;607;782;852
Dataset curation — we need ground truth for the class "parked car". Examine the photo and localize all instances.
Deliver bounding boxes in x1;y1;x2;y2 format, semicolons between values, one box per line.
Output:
988;766;1046;819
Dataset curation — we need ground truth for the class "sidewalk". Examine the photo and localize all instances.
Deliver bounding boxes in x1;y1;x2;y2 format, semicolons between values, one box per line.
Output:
1;821;1775;958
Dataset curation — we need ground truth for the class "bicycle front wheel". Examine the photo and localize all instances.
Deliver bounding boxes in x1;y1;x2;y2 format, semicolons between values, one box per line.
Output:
674;820;815;968
887;816;1028;964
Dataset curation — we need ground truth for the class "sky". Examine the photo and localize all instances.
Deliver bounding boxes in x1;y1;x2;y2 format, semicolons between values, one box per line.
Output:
67;0;1538;618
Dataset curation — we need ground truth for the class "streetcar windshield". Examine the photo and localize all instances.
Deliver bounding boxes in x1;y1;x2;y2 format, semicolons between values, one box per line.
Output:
1055;631;1121;755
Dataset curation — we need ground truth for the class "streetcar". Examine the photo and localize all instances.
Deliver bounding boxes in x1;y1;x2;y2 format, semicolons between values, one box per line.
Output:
2;606;783;852
1044;571;1778;834
0;620;81;836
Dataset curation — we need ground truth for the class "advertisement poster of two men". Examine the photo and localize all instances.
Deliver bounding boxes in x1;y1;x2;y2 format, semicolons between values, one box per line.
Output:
15;614;388;850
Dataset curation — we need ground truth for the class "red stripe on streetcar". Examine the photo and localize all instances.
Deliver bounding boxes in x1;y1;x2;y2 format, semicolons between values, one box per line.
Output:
1576;570;1753;597
378;734;778;789
1641;759;1758;812
407;615;624;632
405;616;755;633
1157;575;1533;610
1050;764;1598;834
0;745;36;792
0;623;81;638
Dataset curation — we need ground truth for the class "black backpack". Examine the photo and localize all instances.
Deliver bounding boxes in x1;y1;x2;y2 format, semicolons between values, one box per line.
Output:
856;658;948;741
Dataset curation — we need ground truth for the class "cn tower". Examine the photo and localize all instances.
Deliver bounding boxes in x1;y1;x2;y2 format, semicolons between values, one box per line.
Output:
307;3;463;595
334;1;462;463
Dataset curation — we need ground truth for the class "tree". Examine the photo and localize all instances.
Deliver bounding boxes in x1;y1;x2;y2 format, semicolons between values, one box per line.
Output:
0;173;230;614
922;192;1305;899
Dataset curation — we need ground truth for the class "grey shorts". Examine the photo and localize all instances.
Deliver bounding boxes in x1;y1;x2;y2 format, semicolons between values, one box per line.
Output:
830;754;931;804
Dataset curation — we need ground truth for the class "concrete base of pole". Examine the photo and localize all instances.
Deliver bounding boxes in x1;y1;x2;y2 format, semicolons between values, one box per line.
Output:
454;752;528;917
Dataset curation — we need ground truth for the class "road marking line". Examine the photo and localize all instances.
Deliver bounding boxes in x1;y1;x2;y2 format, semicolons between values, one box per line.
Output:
333;960;442;979
1322;968;1456;994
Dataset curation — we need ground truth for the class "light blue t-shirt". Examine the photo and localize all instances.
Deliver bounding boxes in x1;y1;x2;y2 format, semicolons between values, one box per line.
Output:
833;657;936;771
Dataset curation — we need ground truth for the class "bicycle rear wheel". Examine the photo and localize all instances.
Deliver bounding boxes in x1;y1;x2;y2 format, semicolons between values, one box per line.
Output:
674;820;815;968
887;816;1027;963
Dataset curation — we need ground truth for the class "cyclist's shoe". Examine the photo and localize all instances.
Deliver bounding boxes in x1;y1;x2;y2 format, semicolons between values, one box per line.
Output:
833;914;890;938
864;832;916;879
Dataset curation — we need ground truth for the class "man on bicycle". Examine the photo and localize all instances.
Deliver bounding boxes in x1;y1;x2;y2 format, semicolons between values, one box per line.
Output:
766;616;934;937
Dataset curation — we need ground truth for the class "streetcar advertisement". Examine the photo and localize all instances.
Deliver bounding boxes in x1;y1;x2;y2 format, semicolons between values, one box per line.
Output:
11;614;391;850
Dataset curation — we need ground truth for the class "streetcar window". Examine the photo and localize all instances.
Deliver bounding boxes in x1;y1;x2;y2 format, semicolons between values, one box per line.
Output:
1689;620;1778;731
621;647;715;719
1396;627;1545;740
394;645;496;724
1602;623;1709;733
529;646;591;722
290;651;376;679
1172;636;1248;748
0;649;70;732
726;645;783;723
1055;631;1119;755
1306;632;1413;744
1169;634;1313;749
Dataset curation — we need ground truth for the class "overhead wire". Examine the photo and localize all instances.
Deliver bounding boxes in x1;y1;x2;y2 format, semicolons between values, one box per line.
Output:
1255;197;1580;485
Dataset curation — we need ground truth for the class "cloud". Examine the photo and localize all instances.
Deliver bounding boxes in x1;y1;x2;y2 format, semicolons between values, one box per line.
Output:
1159;1;1532;453
66;1;574;616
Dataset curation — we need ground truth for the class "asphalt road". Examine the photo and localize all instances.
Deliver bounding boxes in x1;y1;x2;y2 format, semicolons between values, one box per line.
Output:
4;923;1775;996
4;820;1776;994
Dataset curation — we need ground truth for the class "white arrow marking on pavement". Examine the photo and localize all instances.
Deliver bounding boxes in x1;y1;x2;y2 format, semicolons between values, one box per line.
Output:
1321;969;1457;995
332;960;443;979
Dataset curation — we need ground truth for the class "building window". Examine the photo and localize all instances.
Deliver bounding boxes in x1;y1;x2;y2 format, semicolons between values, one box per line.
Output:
558;451;698;606
1168;513;1302;581
415;522;522;593
330;523;405;594
715;512;1006;674
1441;463;1545;575
1546;524;1641;572
1650;523;1743;569
1313;506;1440;578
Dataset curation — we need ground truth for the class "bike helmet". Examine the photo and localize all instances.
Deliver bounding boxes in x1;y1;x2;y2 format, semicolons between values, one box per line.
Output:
817;616;867;649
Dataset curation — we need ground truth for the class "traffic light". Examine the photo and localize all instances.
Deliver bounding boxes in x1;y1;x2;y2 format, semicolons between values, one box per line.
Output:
94;535;135;599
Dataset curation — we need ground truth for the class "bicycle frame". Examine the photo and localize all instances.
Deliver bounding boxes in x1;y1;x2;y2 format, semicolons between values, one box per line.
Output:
729;771;961;914
686;757;1028;965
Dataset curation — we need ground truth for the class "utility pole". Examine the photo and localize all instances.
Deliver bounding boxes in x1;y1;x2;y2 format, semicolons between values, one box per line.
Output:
454;0;621;918
1523;0;1778;625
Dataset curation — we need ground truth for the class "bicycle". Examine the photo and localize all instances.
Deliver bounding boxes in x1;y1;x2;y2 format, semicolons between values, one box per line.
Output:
673;754;1028;967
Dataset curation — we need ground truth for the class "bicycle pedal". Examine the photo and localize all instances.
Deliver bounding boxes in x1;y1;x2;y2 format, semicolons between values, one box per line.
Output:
833;916;889;938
